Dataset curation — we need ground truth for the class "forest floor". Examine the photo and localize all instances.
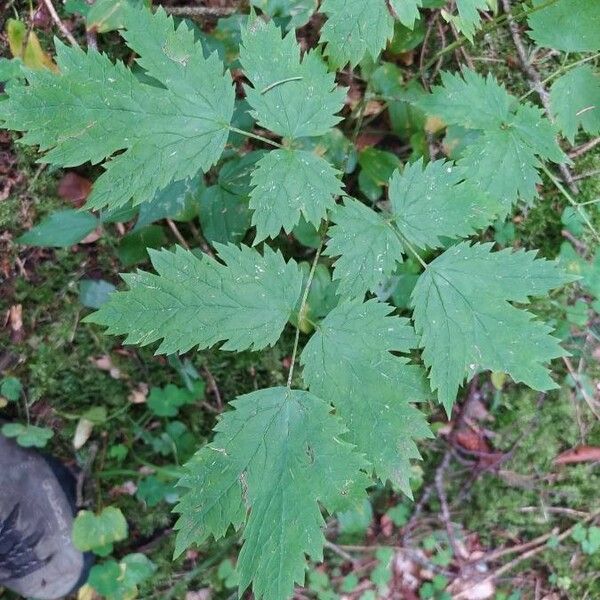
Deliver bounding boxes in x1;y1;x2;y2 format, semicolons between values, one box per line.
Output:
1;1;600;599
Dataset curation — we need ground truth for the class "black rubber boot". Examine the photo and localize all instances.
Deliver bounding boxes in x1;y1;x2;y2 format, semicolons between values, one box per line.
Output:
0;432;90;599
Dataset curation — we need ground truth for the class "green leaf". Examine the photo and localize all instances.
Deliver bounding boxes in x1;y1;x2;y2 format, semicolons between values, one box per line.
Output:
325;198;404;298
86;0;148;33
135;175;202;230
0;7;235;211
1;423;53;448
457;128;541;210
527;0;600;52
86;244;304;354
175;387;368;600
417;69;512;130
357;148;401;201
319;0;394;68
389;0;423;29
18;210;98;248
79;279;117;309
147;381;204;417
0;377;22;402
250;148;343;241
417;69;564;211
117;225;168;267
240;16;345;138
389;158;500;249
88;554;155;600
550;65;600;143
449;0;493;40
250;0;317;29
198;186;252;245
411;242;575;412
301;299;431;495
72;507;128;555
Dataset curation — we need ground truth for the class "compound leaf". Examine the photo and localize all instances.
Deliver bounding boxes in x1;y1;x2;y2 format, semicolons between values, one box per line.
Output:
250;148;343;242
319;0;394;68
527;0;600;52
85;244;303;354
301;300;431;495
325;198;404;299
411;242;575;413
417;69;565;211
175;387;368;600
240;16;345;139
550;65;600;143
0;6;235;211
389;158;500;249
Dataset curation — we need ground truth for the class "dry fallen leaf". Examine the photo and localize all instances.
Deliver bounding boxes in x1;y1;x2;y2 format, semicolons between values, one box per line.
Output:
128;382;149;404
90;355;121;379
58;172;93;207
9;304;24;343
185;590;212;600
554;445;600;465
73;417;94;450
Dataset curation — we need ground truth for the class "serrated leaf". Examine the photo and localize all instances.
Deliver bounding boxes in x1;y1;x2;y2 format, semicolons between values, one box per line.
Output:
240;17;345;138
417;69;565;210
135;175;202;231
198;186;252;245
550;65;600;143
85;244;303;354
389;0;423;29
527;0;600;52
175;387;368;600
18;209;99;248
250;0;317;29
301;299;431;495
325;198;404;298
417;70;512;130
319;0;394;68
389;158;501;249
457;128;541;209
449;0;493;40
250;148;343;241
86;0;148;33
411;242;575;413
0;7;235;211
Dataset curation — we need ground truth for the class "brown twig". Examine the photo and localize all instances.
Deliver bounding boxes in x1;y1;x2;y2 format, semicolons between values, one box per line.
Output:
435;451;464;561
569;137;600;159
166;218;190;250
202;365;223;411
40;0;79;47
561;229;588;254
454;509;600;599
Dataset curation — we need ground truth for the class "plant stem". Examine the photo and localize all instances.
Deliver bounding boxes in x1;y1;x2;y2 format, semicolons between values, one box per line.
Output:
389;224;428;269
227;125;283;148
540;163;600;243
287;241;324;387
422;0;559;73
